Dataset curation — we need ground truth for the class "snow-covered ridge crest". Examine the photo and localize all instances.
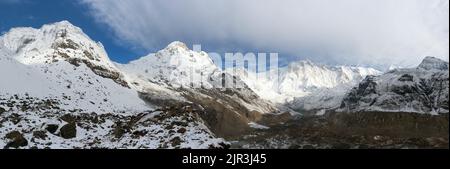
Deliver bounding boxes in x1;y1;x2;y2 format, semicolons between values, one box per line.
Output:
417;56;449;71
230;59;381;104
2;21;98;61
283;60;380;89
122;41;219;89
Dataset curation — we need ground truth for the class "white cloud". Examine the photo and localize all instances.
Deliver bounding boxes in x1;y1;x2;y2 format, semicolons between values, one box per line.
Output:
81;0;449;67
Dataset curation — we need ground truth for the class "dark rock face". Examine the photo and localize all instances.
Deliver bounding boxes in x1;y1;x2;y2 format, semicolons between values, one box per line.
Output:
418;56;449;71
0;107;5;114
340;75;378;110
340;59;449;114
60;114;77;123
66;58;130;88
356;76;378;96
5;131;28;148
60;123;77;139
52;39;79;50
81;59;130;88
49;33;130;88
398;74;414;82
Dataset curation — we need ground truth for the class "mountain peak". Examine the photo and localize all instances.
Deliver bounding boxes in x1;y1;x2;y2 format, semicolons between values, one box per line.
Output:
0;21;129;86
417;56;449;71
165;41;189;51
48;20;75;27
1;21;89;56
40;20;83;35
154;41;215;66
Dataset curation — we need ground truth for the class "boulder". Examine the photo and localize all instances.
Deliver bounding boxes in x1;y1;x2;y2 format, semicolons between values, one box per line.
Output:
60;123;77;139
5;131;28;148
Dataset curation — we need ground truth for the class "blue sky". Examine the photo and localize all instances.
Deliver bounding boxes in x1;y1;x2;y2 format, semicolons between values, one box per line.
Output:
1;0;448;68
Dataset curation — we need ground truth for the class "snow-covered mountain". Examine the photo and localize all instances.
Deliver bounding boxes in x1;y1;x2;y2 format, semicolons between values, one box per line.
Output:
229;60;380;113
0;21;227;149
120;41;218;89
340;56;449;114
0;21;147;113
118;41;280;137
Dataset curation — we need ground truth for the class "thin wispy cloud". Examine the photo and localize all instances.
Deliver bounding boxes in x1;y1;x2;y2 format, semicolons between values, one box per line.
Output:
81;0;449;68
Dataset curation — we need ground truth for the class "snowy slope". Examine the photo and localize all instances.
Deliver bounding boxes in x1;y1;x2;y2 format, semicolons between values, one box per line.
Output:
0;57;53;97
340;56;449;114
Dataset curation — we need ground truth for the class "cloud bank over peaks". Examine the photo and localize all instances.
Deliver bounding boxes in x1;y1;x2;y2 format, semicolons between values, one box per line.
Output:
81;0;449;68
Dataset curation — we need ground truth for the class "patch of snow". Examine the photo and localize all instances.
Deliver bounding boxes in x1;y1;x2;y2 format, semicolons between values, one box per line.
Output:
248;122;270;130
